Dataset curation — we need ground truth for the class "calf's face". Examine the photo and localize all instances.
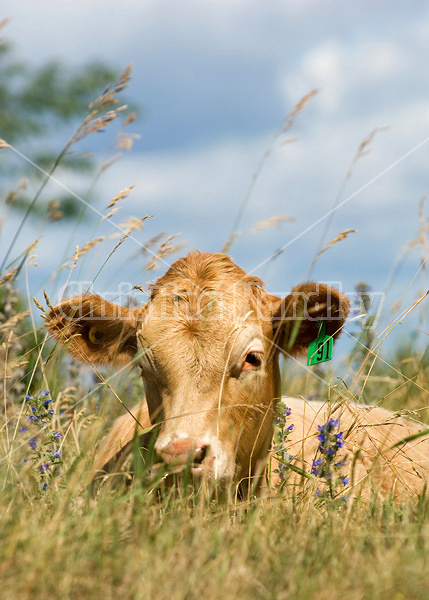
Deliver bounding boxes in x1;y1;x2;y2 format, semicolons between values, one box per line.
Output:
137;273;279;482
47;252;349;485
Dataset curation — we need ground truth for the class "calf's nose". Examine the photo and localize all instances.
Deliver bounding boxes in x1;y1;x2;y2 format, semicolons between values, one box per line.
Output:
157;438;210;467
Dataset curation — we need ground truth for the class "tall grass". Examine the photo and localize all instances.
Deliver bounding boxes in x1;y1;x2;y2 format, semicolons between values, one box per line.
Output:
1;66;429;600
2;472;429;600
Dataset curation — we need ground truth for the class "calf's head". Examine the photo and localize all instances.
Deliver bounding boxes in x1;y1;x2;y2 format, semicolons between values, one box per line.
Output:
47;252;349;484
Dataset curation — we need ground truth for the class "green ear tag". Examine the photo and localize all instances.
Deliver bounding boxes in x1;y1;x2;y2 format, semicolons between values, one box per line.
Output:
307;322;333;366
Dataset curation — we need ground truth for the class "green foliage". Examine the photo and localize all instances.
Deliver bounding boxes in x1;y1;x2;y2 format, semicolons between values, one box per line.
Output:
0;39;118;220
0;42;115;145
0;281;45;403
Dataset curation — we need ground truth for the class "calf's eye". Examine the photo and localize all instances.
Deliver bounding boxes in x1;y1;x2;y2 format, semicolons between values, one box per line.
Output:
242;351;262;372
88;327;104;345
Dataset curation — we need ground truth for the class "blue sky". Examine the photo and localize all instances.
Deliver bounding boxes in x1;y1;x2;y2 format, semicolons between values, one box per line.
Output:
2;0;429;364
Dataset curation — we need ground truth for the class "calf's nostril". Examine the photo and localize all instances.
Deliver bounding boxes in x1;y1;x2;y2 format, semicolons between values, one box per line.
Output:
193;444;209;465
157;439;211;466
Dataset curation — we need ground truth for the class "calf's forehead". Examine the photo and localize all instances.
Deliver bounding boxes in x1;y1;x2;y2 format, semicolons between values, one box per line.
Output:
140;281;274;340
136;251;278;361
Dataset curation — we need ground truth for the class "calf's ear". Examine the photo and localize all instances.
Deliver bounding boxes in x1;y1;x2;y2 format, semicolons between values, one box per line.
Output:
46;295;140;366
272;283;349;357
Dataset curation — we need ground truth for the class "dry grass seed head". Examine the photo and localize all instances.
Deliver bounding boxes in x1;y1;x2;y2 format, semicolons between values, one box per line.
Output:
251;214;294;233
346;127;389;178
60;237;105;270
146;234;186;271
109;215;152;240
311;229;358;267
123;111;137;127
5;178;28;206
221;232;240;254
282;88;319;131
0;267;19;287
139;232;167;256
101;207;122;221
66;65;133;149
32;297;45;314
100;153;122;173
43;290;53;311
106;186;134;209
47;199;64;222
116;132;140;151
0;310;31;333
404;197;429;252
0;18;9;36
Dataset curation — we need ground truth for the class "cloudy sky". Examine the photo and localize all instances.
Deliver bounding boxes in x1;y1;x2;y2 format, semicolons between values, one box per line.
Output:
2;1;429;362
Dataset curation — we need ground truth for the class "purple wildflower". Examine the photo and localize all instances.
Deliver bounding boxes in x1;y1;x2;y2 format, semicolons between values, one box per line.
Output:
273;405;294;490
311;458;323;476
312;417;348;502
317;432;327;444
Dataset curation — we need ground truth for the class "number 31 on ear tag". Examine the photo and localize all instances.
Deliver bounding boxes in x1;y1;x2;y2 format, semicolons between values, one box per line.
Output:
307;322;333;366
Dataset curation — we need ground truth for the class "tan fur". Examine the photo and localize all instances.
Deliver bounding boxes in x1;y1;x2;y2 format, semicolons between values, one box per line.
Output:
92;400;151;477
47;295;139;365
271;398;429;500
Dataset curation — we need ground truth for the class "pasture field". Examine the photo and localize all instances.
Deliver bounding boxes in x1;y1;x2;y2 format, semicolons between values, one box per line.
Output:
1;331;429;600
2;66;429;600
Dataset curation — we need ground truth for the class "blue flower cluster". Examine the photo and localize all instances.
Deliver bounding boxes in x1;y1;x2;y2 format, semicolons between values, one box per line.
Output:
19;391;63;492
315;418;344;454
311;417;349;502
273;405;295;491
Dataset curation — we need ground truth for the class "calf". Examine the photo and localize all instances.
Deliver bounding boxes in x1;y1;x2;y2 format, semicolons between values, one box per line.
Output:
46;252;429;498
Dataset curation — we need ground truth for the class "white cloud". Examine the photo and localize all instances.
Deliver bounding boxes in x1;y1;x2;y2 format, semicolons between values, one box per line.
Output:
3;0;308;65
91;104;427;255
359;42;406;79
280;38;409;114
